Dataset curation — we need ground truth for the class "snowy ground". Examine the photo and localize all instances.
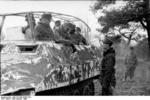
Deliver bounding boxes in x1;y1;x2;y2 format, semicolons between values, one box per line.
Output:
94;57;150;96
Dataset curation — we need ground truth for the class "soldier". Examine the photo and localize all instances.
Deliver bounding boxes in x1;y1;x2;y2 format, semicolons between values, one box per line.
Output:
124;46;138;81
74;27;87;45
53;20;61;40
22;14;36;40
58;22;76;40
100;36;116;95
53;20;61;32
34;13;55;41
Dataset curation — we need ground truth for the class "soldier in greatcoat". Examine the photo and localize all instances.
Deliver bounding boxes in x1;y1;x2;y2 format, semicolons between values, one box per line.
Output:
100;36;116;95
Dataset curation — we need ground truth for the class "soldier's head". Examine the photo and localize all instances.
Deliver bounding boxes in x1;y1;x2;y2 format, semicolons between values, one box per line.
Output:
75;27;81;34
25;14;36;27
62;22;76;35
129;46;135;53
103;36;113;51
40;13;52;24
55;20;61;27
130;46;134;50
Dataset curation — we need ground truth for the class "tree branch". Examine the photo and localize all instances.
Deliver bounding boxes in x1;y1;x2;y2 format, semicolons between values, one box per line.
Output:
120;33;130;39
115;26;138;42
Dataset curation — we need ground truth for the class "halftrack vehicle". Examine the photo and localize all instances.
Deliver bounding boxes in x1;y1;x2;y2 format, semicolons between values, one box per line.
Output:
0;11;101;95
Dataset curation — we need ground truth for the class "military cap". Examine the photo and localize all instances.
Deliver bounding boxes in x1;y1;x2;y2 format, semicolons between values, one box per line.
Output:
55;20;61;24
103;36;113;45
41;13;52;20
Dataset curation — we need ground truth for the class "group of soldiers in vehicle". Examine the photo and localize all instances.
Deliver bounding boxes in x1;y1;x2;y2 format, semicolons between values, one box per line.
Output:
22;13;87;46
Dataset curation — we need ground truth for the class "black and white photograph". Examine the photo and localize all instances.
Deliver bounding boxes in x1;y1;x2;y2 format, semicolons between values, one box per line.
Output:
0;0;150;98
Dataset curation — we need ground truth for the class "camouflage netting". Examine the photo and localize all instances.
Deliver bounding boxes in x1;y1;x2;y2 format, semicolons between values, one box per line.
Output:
1;41;101;94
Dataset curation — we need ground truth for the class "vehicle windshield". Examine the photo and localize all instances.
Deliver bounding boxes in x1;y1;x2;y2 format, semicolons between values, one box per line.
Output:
1;16;28;41
0;16;3;40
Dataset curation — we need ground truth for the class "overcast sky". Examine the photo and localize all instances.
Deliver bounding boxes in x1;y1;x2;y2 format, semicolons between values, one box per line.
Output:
0;0;99;28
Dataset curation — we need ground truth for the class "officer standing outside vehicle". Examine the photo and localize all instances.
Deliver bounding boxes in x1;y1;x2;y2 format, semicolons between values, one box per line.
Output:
100;36;116;95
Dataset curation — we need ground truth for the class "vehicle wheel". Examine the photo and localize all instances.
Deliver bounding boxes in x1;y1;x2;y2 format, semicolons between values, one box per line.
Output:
82;85;93;95
72;89;81;95
130;88;138;95
59;89;67;95
89;82;95;95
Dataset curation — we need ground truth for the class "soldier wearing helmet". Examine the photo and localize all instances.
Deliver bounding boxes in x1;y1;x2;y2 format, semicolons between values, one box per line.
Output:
100;36;116;95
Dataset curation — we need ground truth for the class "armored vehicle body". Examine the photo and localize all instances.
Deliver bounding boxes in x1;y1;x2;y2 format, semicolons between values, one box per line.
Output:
0;11;101;95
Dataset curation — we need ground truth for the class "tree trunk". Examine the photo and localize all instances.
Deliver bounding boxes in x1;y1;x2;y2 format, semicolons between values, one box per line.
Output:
127;34;133;45
127;38;131;45
147;25;150;56
145;0;150;56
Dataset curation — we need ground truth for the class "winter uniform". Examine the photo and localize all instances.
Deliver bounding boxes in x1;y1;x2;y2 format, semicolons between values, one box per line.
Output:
34;22;54;41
